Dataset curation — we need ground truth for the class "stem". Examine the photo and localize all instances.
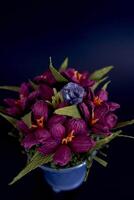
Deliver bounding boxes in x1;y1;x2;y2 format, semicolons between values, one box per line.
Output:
118;134;134;139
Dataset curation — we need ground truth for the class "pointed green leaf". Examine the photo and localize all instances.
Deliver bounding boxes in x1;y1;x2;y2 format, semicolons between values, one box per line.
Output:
94;130;122;150
84;160;93;182
0;112;17;128
54;105;81;118
29;80;38;90
114;119;134;129
92;76;109;90
102;81;111;90
22;112;32;128
9;152;53;185
49;58;68;82
90;66;114;81
0;86;19;92
59;57;69;72
94;156;108;167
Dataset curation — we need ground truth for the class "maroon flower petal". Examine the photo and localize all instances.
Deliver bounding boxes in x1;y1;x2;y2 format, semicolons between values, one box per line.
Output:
105;113;118;129
62;68;78;82
4;98;16;107
53;145;72;166
34;128;51;143
21;133;37;149
92;123;111;136
28;90;40;102
50;123;65;142
66;118;88;136
38;84;53;100
19;82;29;97
32;100;48;120
34;70;56;85
17;120;30;135
107;102;120;111
6;107;22;116
80;78;95;87
79;102;91;120
97;90;108;101
47;114;66;128
94;103;109;120
37;138;59;155
70;136;96;153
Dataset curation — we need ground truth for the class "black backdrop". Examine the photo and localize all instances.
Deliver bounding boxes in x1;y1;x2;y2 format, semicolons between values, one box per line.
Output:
0;1;134;200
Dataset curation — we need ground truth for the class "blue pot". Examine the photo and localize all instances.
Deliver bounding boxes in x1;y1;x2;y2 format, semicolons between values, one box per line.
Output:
40;162;87;192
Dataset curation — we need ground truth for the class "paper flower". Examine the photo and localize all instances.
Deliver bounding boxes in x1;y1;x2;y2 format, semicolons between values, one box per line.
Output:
0;57;133;185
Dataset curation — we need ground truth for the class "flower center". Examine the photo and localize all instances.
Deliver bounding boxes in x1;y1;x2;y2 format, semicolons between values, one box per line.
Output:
62;130;75;144
32;116;44;128
89;111;99;126
93;96;103;106
90;118;99;126
74;71;82;81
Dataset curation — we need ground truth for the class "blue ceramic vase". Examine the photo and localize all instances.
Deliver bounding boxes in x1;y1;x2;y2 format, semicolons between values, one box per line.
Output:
40;161;87;192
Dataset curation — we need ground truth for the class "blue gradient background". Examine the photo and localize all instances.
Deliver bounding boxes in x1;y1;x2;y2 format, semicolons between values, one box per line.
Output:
0;1;134;200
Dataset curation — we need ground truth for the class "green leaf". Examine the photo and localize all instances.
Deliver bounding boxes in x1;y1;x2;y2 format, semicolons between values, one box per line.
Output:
51;88;63;108
22;112;32;128
29;80;38;90
102;81;111;90
49;57;68;82
114;119;134;129
0;112;17;128
84;160;93;182
94;130;122;150
90;66;114;81
59;57;69;72
9;152;53;185
0;86;19;92
54;105;81;118
92;76;109;90
94;156;108;167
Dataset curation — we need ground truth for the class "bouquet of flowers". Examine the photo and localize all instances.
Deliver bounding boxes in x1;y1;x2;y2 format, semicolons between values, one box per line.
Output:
0;58;134;188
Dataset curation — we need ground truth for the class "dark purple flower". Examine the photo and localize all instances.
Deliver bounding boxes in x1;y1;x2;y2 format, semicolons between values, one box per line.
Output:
38;84;54;100
79;102;91;121
34;128;51;143
37;138;59;154
34;69;56;86
91;106;118;136
32;100;48;123
62;68;95;87
66;118;88;136
106;102;120;111
21;133;37;149
104;113;118;129
5;106;22;117
17;119;51;149
17;120;30;135
38;120;96;166
70;136;96;153
53;145;72;166
4;82;31;117
61;82;85;104
50;123;65;142
93;89;120;111
47;114;66;128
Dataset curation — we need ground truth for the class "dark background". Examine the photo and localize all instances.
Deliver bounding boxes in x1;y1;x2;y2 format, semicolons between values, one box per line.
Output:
0;1;134;199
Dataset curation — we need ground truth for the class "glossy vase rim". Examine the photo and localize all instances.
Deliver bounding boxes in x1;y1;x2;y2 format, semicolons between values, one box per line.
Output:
40;161;87;173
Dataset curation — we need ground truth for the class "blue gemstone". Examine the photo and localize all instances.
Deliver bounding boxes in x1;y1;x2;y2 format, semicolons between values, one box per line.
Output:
61;82;85;104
